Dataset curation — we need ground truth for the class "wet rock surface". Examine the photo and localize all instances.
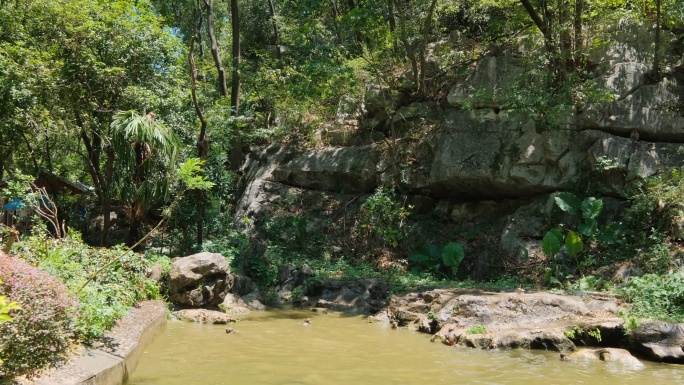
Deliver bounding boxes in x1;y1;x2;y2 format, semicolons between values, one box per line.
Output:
629;322;684;363
564;348;644;370
382;289;625;353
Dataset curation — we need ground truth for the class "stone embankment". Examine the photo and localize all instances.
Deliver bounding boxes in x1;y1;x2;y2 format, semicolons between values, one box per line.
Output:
19;301;166;385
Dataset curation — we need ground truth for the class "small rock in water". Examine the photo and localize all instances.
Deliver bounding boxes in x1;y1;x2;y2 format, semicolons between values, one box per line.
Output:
390;321;398;330
225;327;234;334
301;318;311;326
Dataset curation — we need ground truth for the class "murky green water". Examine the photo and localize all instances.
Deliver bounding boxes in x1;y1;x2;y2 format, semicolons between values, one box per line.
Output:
128;310;683;385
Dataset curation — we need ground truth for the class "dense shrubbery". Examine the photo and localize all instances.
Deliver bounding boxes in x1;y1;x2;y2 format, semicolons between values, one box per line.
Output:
620;272;684;322
12;231;168;341
0;254;76;379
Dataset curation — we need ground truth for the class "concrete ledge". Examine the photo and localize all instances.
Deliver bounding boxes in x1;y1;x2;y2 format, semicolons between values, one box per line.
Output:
21;300;167;385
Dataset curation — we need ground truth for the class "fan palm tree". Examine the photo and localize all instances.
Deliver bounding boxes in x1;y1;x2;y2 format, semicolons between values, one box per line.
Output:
110;110;180;249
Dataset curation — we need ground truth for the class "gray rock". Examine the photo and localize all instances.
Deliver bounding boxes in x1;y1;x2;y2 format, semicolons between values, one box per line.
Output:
629;322;684;363
168;252;231;307
446;55;524;108
146;264;163;282
173;309;237;324
272;145;380;193
393;289;624;353
307;278;391;314
230;274;259;297
566;348;644;370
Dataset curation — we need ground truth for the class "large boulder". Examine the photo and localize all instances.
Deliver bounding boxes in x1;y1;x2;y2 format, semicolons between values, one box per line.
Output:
168;252;232;307
629;322;684;363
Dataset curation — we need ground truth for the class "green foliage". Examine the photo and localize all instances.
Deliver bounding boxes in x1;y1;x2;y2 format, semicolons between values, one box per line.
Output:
567;275;613;292
564;325;602;342
0;254;77;379
620;170;684;273
588;328;602;342
466;325;487;335
564;325;583;339
410;242;465;279
176;158;216;192
542;193;626;285
620;272;684;322
543;193;624;266
542;227;563;257
360;187;412;247
0;280;20;325
554;192;582;215
12;233;166;341
564;230;584;256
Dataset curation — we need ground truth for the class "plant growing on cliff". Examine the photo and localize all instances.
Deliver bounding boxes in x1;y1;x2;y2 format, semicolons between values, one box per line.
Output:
410;242;465;279
542;192;624;281
360;187;412;247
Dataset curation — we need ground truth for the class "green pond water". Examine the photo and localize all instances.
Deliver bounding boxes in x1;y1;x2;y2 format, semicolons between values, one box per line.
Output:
127;309;684;385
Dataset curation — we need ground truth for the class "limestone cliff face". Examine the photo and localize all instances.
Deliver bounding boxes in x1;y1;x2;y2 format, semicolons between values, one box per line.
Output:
235;22;684;279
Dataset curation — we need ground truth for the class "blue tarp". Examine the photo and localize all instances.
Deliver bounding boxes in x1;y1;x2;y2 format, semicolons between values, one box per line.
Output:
2;198;25;211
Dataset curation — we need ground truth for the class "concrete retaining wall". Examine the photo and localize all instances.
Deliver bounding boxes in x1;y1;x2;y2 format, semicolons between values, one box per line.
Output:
22;300;167;385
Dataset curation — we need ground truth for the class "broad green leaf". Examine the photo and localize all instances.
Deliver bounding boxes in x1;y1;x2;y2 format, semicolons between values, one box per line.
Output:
425;243;441;258
565;230;584;256
409;252;430;263
542;228;563;257
596;223;624;244
442;242;464;267
581;197;603;220
578;218;598;237
554;192;581;214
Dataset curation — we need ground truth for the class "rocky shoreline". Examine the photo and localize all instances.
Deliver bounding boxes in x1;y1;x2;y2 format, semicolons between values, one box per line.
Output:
167;252;684;370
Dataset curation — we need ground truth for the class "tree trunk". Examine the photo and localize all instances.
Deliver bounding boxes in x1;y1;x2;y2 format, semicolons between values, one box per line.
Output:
196;0;205;58
418;0;438;93
128;204;144;250
393;0;418;92
331;0;343;44
574;0;583;69
190;36;208;246
520;0;547;37
267;0;282;61
77;114;113;246
228;0;242;172
205;0;228;96
387;0;395;32
653;0;661;78
231;0;240;114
